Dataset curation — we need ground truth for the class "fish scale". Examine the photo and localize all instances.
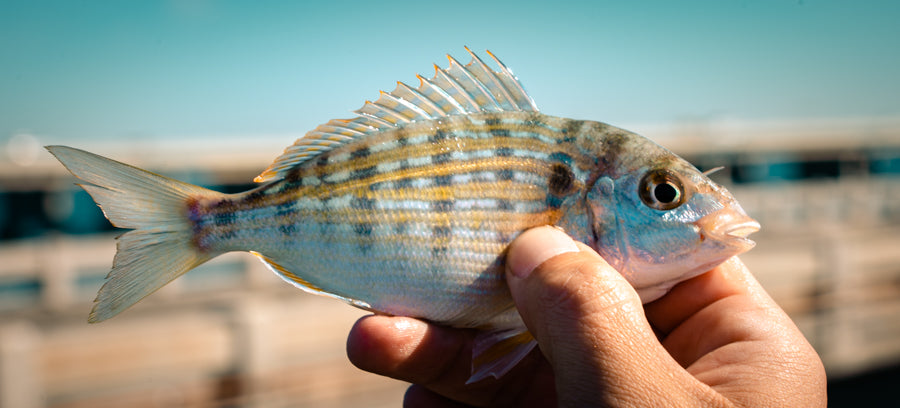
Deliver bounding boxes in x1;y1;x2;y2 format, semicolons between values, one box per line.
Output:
46;48;759;383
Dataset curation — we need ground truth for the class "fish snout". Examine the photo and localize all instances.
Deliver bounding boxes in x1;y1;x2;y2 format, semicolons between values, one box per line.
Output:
695;208;760;251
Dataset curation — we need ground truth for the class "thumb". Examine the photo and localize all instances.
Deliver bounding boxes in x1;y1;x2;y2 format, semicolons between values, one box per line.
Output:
505;226;699;406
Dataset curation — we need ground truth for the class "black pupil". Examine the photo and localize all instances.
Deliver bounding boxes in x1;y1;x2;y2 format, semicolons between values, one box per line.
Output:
653;182;678;203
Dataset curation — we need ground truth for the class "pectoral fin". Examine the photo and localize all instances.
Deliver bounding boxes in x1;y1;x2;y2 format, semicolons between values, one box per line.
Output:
468;326;537;384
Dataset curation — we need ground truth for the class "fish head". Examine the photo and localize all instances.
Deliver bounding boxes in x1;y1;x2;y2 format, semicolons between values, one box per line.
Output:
583;134;759;303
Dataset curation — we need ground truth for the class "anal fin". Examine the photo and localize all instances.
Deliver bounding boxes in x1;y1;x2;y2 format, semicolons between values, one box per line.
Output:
249;251;373;311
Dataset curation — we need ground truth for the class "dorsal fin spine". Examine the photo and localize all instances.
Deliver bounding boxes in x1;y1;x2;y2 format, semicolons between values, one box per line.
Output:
466;47;516;110
447;54;502;111
418;73;466;115
395;81;446;118
435;62;480;112
333;118;377;133
355;108;396;128
314;126;364;138
486;50;538;112
364;97;413;124
379;89;433;120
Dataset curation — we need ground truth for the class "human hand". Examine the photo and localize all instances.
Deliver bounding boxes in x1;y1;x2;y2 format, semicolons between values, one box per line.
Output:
346;226;826;407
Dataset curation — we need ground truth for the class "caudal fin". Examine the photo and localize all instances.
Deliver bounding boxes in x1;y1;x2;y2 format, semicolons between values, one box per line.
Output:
46;146;226;322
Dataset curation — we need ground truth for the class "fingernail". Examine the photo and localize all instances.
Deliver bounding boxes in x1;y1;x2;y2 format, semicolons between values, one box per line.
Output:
507;226;580;279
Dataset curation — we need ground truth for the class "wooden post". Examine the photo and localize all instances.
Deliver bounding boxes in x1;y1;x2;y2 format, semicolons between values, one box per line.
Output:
0;321;42;408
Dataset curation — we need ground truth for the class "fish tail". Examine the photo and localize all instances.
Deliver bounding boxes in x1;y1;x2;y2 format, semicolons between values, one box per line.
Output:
46;146;226;323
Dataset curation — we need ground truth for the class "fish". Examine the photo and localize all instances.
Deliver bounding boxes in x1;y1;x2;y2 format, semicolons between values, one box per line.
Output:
46;48;759;383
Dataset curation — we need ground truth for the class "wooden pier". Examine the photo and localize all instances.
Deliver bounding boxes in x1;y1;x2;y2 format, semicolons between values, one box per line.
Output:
1;117;899;407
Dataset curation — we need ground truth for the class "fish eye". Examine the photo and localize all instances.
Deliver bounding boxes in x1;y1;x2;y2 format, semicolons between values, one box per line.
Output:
638;169;686;211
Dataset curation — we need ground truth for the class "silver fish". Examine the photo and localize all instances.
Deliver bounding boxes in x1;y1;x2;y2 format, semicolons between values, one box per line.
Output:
47;48;759;382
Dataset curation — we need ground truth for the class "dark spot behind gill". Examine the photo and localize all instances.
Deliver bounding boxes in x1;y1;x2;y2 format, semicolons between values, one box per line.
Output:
548;163;575;196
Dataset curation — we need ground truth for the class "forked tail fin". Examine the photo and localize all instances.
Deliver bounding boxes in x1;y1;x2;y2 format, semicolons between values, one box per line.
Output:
46;146;227;322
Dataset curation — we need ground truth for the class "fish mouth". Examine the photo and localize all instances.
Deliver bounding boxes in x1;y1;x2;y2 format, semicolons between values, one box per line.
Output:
695;209;761;251
724;220;761;240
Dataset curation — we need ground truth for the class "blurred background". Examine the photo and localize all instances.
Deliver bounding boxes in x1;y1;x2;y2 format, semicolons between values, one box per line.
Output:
1;1;898;407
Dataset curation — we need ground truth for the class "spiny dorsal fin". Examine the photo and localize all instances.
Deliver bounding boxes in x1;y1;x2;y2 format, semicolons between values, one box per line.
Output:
254;48;539;183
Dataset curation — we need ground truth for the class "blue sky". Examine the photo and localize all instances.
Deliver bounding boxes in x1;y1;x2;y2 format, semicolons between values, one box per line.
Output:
1;0;898;145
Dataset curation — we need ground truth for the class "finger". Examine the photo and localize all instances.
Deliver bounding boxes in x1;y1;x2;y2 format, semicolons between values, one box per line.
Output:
644;256;750;335
647;257;820;365
347;315;556;407
645;256;796;367
505;227;653;364
346;315;472;385
504;226;705;406
347;315;530;406
646;257;827;406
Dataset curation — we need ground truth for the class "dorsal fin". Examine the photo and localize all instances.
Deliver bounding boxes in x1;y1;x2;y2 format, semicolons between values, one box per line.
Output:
254;48;539;183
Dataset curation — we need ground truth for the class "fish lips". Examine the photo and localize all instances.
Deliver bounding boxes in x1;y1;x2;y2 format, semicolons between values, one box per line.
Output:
695;207;761;252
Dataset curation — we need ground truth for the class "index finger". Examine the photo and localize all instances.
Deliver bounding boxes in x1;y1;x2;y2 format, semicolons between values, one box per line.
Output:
346;315;473;386
346;315;549;407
